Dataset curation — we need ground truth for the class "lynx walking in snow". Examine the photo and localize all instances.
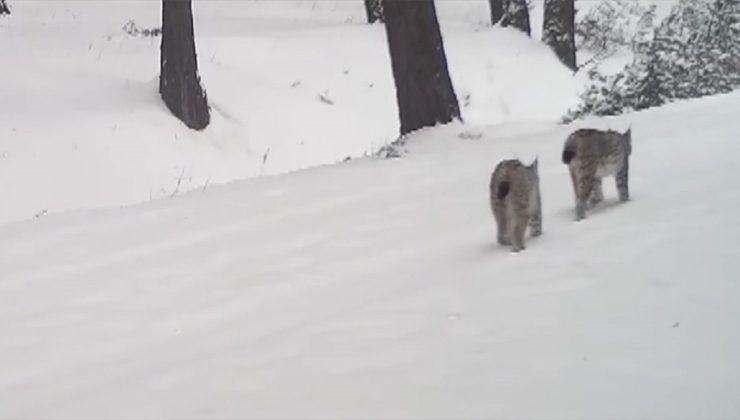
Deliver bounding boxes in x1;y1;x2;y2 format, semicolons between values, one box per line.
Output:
561;128;632;221
489;159;542;252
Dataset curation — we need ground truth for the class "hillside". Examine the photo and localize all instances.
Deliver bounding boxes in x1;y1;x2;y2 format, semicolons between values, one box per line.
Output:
2;89;739;418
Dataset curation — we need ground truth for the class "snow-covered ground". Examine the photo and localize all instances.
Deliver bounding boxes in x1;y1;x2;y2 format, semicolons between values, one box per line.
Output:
2;0;737;417
2;86;740;417
0;0;578;225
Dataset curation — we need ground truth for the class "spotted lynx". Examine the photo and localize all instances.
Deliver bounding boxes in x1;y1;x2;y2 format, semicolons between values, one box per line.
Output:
489;159;542;252
561;128;632;220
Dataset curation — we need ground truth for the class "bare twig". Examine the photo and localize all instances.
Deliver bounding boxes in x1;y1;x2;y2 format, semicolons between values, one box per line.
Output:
259;148;271;176
574;47;613;74
574;36;615;74
317;92;334;105
170;167;187;198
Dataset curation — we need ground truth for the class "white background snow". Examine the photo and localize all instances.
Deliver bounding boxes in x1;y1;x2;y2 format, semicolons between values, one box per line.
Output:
2;0;739;418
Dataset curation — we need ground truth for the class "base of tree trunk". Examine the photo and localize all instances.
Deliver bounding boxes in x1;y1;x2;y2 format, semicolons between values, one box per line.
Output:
501;0;531;35
383;0;461;136
542;0;576;71
159;0;210;131
364;0;384;24
489;0;503;25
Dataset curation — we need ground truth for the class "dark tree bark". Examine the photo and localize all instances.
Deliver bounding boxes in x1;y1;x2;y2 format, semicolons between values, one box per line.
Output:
0;0;10;15
364;0;384;24
542;0;577;71
159;0;210;130
501;0;531;36
489;0;503;25
382;0;460;136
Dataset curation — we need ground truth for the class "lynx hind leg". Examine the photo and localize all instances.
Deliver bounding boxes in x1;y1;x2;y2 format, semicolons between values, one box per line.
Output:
589;177;604;207
569;166;578;201
493;203;511;246
616;157;630;202
511;213;529;252
529;191;543;237
575;168;595;221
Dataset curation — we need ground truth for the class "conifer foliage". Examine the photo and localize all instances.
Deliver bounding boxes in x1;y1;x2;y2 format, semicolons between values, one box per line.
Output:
565;0;740;122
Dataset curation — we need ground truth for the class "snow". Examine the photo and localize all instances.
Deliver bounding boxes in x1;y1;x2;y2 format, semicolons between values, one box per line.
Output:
3;85;740;417
3;1;739;417
0;0;578;225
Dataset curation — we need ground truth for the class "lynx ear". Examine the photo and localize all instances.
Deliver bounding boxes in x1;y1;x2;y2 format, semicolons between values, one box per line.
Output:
530;157;539;173
625;125;632;137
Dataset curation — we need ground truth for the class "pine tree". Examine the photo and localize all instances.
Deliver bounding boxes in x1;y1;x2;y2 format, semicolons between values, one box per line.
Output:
564;0;740;122
542;0;576;70
575;0;657;64
701;0;740;91
0;0;10;15
159;0;210;130
382;0;461;136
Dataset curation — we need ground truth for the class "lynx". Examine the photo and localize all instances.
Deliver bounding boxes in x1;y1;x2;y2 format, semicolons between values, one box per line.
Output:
561;128;632;220
489;159;542;252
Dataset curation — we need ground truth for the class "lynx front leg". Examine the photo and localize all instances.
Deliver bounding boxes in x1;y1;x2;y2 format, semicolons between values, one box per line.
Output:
616;158;630;202
575;169;595;221
493;204;511;246
589;177;604;208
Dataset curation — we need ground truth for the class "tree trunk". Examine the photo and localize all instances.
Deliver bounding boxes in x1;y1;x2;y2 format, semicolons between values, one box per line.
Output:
542;0;577;71
382;0;461;136
501;0;531;36
159;0;210;130
489;0;503;25
364;0;384;24
0;0;10;15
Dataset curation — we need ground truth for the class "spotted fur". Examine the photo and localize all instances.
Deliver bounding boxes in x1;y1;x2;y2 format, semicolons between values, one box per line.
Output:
489;159;542;252
562;127;632;220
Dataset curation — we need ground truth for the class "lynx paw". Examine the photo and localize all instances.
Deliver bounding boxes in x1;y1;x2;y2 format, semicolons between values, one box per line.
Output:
511;242;526;252
575;204;587;221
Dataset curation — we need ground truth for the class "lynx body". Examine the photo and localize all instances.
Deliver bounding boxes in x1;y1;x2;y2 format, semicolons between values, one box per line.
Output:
489;159;542;252
562;128;632;220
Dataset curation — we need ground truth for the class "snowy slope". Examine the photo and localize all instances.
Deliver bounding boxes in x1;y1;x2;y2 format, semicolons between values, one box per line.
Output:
2;91;740;418
0;0;578;225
